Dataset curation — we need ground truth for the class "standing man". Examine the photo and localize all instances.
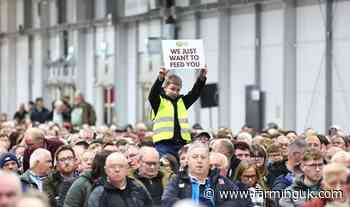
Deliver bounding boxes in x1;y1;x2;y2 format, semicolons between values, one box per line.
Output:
30;97;50;124
148;67;207;158
71;92;96;128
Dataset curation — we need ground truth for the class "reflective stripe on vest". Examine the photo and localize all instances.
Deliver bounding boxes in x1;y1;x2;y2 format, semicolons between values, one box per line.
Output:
152;97;191;143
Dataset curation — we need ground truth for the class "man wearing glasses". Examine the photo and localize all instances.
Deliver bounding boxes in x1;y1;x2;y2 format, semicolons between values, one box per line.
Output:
43;145;78;207
279;149;323;207
132;146;172;207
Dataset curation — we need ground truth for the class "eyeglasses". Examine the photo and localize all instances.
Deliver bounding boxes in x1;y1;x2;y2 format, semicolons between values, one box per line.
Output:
241;174;257;181
58;156;75;163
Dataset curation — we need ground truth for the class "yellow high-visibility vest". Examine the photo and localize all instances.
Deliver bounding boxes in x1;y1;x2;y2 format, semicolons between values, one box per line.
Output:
152;96;191;143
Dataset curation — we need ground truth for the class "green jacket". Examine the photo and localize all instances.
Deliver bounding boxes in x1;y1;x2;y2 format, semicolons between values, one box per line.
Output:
63;171;106;207
20;170;40;191
43;171;78;207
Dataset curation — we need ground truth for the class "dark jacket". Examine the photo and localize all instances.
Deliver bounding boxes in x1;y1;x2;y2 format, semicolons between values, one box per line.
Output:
20;170;40;192
267;160;289;188
271;173;294;192
23;138;64;172
279;175;321;207
87;177;153;207
133;169;172;206
31;107;50;123
13;111;27;123
43;171;78;207
162;169;253;207
227;156;241;180
148;76;206;145
63;171;106;207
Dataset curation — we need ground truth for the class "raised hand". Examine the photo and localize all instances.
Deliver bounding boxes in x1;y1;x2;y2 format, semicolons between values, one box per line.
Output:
199;65;208;78
159;67;168;80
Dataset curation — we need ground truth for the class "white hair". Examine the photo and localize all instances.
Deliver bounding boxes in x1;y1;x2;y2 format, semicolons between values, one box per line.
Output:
209;152;229;169
237;132;253;145
331;150;350;164
106;152;128;167
29;148;51;169
139;146;159;160
188;142;209;157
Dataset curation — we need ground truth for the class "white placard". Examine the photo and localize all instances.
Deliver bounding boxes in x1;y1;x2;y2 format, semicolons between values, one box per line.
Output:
162;39;205;70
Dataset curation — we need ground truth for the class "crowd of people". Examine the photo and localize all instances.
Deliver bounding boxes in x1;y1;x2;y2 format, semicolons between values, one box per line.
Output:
0;67;349;207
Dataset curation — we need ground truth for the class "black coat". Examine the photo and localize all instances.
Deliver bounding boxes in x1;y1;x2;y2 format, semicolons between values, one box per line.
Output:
267;160;289;188
31;107;50;123
88;177;153;207
162;169;253;207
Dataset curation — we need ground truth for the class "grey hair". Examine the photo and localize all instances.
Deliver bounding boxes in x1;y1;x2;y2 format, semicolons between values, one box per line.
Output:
187;142;210;157
29;148;51;169
139;146;159;161
288;138;307;152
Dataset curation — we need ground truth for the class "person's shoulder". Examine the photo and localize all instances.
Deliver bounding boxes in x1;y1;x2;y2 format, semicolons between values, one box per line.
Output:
20;171;31;182
129;176;148;189
46;137;64;146
90;185;104;194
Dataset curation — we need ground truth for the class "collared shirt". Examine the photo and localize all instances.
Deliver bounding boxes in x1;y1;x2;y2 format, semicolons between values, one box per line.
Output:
189;174;215;207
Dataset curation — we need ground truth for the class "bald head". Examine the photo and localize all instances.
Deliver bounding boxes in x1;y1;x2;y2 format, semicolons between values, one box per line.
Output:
105;152;129;185
106;152;128;167
0;170;21;207
139;146;159;161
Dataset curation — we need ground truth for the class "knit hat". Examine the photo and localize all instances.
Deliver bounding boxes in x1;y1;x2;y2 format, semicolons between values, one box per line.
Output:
0;152;19;168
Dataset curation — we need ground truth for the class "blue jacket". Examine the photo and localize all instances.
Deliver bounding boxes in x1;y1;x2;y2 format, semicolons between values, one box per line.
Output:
162;169;253;207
